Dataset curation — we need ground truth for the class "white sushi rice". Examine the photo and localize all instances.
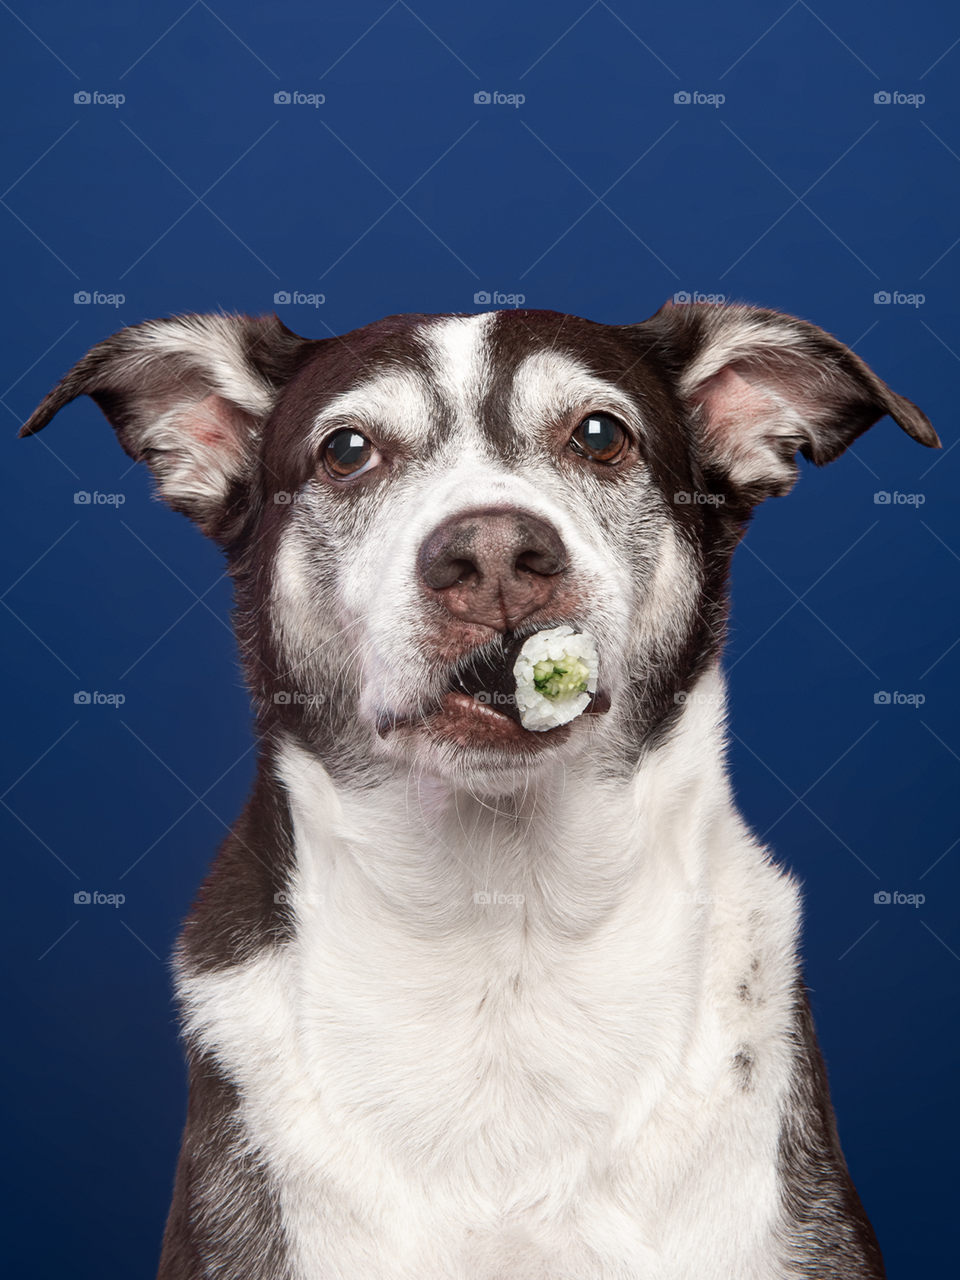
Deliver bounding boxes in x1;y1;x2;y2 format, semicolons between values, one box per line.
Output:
512;626;599;732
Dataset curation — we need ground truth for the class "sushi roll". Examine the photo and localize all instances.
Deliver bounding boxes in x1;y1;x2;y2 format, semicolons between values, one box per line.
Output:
449;626;601;732
512;626;599;732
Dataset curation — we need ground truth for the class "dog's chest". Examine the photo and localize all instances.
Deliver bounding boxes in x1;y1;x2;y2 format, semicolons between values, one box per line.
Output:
181;825;795;1279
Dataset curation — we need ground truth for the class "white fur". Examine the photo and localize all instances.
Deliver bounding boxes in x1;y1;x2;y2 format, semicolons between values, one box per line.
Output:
132;314;276;418
179;670;802;1279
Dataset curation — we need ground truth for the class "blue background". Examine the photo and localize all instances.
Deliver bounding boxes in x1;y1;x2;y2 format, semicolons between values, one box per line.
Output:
1;2;957;1274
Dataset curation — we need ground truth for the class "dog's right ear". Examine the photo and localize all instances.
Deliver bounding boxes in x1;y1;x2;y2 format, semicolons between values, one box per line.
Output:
20;313;316;539
635;301;939;508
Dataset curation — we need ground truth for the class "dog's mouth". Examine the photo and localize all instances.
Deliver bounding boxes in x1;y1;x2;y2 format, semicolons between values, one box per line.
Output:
376;629;611;750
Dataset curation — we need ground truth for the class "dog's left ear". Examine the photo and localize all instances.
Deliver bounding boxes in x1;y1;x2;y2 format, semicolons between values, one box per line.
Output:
20;313;316;539
638;302;939;504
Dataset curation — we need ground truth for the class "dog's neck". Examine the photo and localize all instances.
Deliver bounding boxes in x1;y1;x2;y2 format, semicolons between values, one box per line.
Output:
275;666;734;942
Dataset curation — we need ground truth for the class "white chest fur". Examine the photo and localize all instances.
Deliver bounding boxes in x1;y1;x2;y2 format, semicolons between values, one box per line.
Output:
178;674;803;1279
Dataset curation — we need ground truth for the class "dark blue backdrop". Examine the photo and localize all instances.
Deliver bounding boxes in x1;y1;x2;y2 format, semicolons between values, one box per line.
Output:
2;3;957;1275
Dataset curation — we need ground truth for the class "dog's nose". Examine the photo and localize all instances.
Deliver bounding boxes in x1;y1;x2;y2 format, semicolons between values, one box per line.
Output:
418;508;568;631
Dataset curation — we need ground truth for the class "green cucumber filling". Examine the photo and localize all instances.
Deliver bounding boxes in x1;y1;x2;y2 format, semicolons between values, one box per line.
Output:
532;656;589;700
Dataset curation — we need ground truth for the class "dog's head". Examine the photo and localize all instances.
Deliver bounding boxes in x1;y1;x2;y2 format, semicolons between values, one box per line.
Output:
23;304;936;789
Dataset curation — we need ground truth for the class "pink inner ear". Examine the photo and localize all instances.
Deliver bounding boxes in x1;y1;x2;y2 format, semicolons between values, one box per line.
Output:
689;366;778;449
183;394;250;462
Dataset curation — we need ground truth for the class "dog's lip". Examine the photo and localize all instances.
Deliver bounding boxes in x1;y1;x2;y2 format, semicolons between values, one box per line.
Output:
376;688;611;739
376;692;512;738
403;691;562;750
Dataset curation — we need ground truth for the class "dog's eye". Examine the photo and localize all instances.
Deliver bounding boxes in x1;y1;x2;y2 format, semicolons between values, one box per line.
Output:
322;430;380;479
570;414;628;463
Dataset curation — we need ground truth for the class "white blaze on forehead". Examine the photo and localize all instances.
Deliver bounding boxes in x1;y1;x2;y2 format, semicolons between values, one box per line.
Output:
509;349;644;437
305;315;495;449
417;313;495;433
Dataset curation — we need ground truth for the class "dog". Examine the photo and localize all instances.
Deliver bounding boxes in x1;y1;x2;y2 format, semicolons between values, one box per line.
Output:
24;302;937;1279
